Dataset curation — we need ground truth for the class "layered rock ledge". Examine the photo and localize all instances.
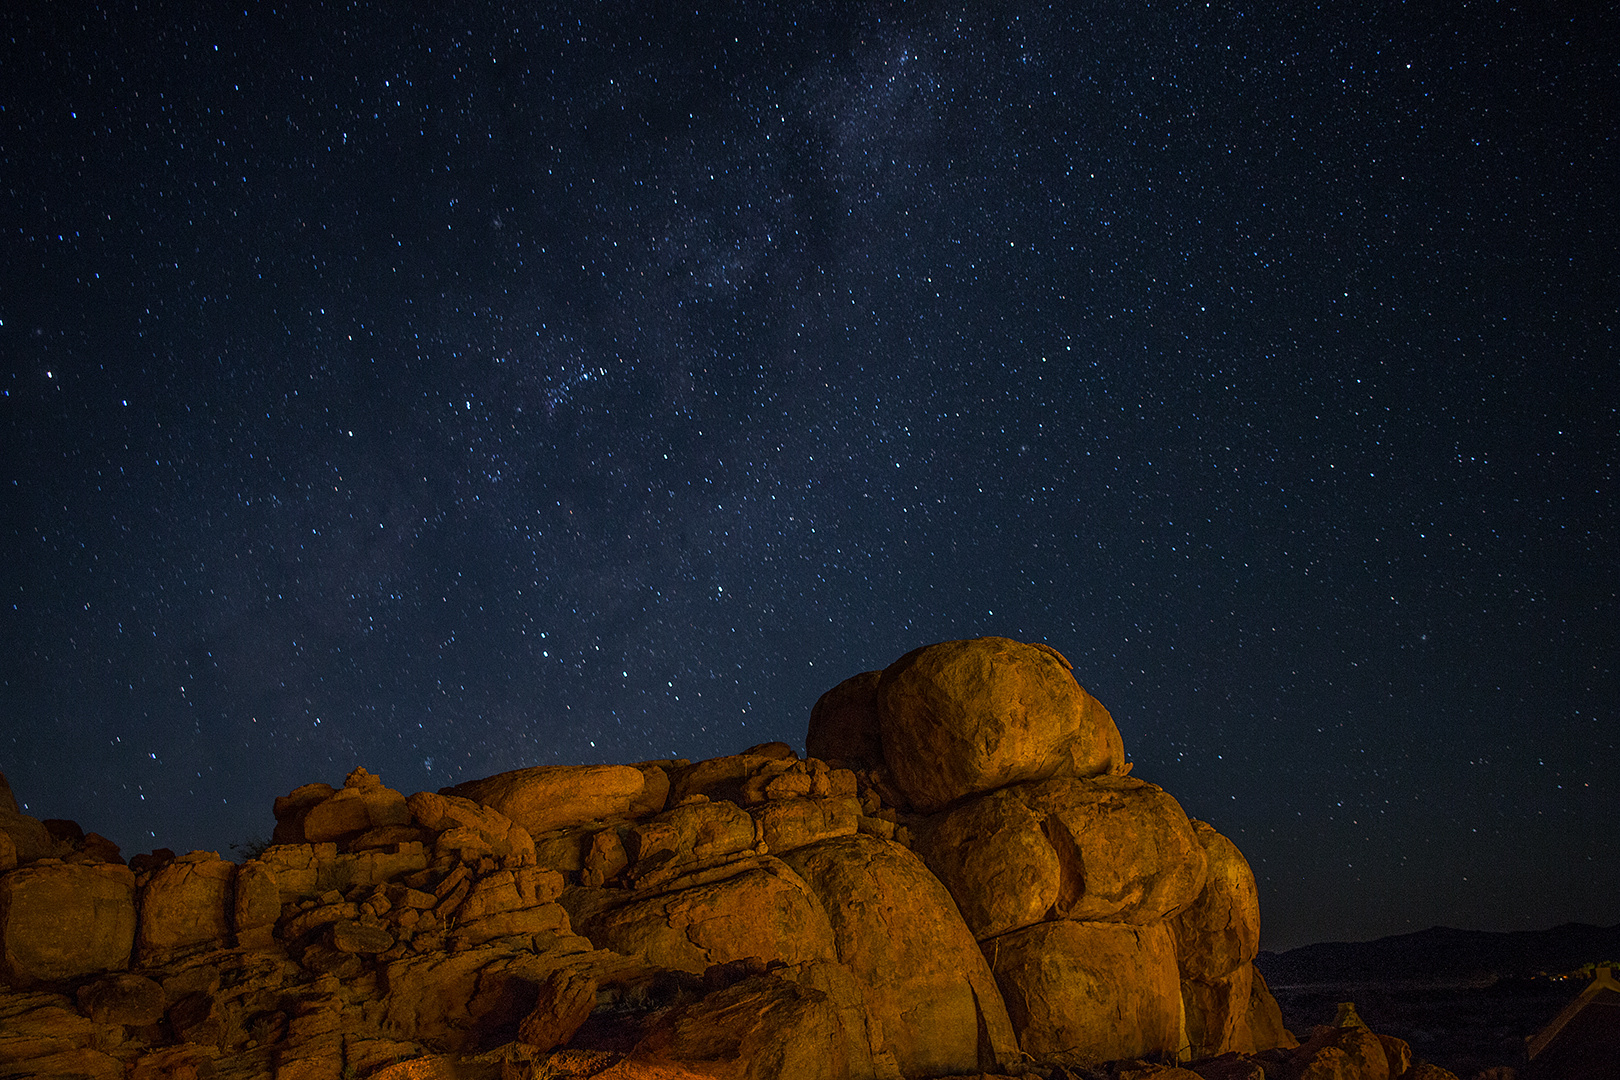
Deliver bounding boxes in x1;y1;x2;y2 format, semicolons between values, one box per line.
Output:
0;637;1451;1080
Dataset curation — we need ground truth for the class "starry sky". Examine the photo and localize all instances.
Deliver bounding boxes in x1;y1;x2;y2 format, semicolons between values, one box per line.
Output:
4;3;1615;951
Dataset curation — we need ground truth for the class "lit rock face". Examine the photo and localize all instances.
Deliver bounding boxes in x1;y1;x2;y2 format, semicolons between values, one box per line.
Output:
1172;820;1265;1057
875;637;1126;812
136;851;235;965
982;919;1185;1064
781;833;1019;1079
0;641;1318;1080
443;762;657;836
568;857;838;974
0;861;135;984
916;774;1208;939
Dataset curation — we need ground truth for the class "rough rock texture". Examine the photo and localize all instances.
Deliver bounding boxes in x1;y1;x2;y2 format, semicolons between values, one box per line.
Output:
876;637;1127;812
0;638;1331;1080
136;851;235;965
782;834;1019;1078
0;861;136;985
805;670;885;768
444;763;651;836
569;858;837;974
1174;821;1260;981
1172;821;1263;1058
983;919;1185;1066
1287;1022;1391;1080
918;774;1207;939
628;973;851;1080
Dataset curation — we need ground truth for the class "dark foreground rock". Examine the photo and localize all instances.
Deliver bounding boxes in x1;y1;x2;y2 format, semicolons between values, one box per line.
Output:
0;636;1435;1080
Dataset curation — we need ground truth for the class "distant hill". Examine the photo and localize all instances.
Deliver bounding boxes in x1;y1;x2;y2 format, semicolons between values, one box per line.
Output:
1257;923;1620;985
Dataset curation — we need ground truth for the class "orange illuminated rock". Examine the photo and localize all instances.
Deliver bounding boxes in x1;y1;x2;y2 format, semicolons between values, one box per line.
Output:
1173;820;1264;1057
780;833;1018;1077
0;861;135;985
982;919;1184;1066
570;857;837;973
302;768;411;843
875;637;1126;812
917;774;1207;938
136;851;235;965
629;973;853;1080
445;763;649;836
1288;1022;1390;1080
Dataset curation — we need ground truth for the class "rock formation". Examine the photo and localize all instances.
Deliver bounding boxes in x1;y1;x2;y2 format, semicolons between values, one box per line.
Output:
0;636;1450;1080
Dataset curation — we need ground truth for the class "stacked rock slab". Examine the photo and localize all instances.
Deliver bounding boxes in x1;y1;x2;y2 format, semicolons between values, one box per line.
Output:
2;636;1436;1079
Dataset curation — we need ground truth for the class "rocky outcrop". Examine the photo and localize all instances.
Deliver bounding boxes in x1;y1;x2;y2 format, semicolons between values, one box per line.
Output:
0;636;1412;1079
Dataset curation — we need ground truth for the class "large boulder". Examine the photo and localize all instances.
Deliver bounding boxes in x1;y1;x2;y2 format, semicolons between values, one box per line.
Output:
301;767;411;843
568;857;837;974
982;919;1185;1066
444;763;650;836
780;834;1018;1078
0;806;52;867
1172;821;1263;1057
805;670;885;768
406;791;536;865
1172;821;1260;982
630;973;854;1080
875;637;1126;812
917;774;1207;939
0;862;136;985
136;851;236;965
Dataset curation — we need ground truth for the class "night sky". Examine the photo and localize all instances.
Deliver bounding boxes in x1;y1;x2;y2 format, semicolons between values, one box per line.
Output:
4;3;1615;951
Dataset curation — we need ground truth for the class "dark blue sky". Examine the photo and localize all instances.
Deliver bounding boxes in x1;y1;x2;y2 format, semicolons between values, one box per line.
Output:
4;2;1615;949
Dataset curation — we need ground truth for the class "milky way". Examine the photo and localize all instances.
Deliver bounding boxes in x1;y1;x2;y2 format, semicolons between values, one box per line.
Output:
4;4;1615;948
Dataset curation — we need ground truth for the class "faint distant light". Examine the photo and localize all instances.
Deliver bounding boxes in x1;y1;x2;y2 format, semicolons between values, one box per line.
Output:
122;400;128;406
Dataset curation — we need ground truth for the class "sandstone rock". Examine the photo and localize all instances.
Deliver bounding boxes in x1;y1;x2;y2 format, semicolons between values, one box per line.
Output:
1243;967;1296;1052
1182;961;1253;1059
630;973;850;1080
271;782;337;845
625;800;759;888
75;973;165;1025
1;1047;125;1078
302;769;411;843
982;918;1184;1066
137;852;235;965
0;806;52;866
517;967;597;1051
257;842;428;904
0;861;136;985
1400;1065;1461;1080
1376;1033;1411;1077
748;796;859;854
330;919;395;954
918;774;1207;939
0;774;17;815
572;857;836;974
1287;1023;1389;1080
407;790;537;866
806;670;886;769
669;753;790;806
1174;821;1260;982
444;763;649;837
875;637;1126;812
781;834;1018;1077
631;762;673;817
232;859;281;947
582;829;629;886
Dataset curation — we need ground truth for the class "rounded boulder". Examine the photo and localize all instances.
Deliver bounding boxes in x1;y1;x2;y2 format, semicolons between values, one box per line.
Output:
876;637;1124;812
